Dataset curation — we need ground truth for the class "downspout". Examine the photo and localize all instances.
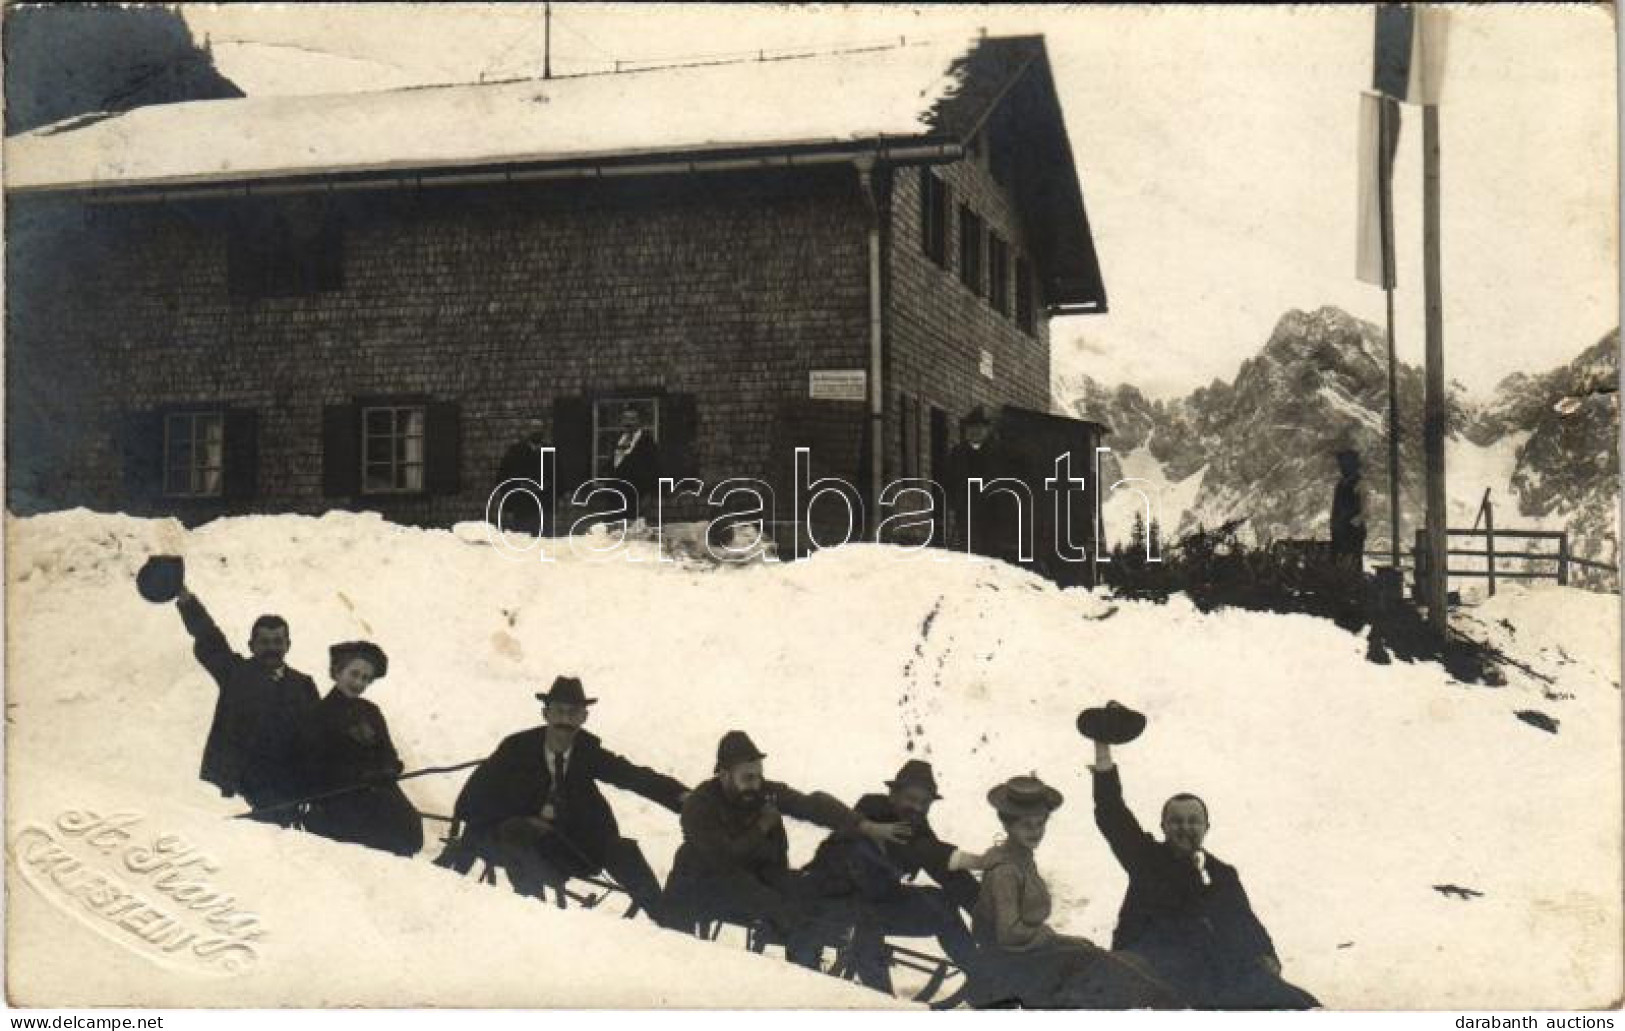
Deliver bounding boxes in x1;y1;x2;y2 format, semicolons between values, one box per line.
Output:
854;156;885;541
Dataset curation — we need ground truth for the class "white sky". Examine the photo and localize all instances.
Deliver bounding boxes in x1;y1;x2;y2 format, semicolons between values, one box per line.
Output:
183;3;1619;399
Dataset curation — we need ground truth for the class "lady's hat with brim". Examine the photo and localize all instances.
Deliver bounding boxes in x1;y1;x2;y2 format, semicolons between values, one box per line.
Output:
536;675;596;707
1076;700;1147;745
886;759;942;800
136;555;186;603
987;775;1064;818
330;640;388;678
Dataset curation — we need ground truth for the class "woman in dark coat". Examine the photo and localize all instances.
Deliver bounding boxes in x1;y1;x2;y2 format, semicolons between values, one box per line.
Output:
295;641;423;858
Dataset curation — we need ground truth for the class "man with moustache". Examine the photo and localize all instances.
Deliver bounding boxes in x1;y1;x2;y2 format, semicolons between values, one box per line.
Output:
661;731;910;969
802;759;990;994
1090;737;1319;1009
173;586;318;821
451;676;688;920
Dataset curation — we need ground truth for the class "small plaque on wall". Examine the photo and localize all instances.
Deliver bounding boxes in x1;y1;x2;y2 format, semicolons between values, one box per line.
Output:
809;369;867;401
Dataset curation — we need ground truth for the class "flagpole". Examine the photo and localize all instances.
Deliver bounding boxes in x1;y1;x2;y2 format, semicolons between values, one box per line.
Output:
1422;102;1448;633
1379;96;1402;570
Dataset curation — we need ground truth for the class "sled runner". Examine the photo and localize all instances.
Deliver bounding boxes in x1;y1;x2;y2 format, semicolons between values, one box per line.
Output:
430;817;643;919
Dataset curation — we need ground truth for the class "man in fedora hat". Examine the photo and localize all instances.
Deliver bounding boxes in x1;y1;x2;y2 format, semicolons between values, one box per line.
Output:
660;730;910;969
171;586;318;819
942;405;1028;562
802;759;990;994
451;675;689;919
1089;740;1319;1009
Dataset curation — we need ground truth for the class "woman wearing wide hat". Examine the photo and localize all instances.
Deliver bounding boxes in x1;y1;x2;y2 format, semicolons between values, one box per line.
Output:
293;640;423;858
968;774;1183;1010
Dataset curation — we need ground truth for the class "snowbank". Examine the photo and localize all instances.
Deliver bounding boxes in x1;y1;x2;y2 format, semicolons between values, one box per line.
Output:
5;509;1620;1007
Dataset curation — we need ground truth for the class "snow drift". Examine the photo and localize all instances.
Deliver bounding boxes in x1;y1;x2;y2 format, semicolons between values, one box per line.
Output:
5;509;1620;1007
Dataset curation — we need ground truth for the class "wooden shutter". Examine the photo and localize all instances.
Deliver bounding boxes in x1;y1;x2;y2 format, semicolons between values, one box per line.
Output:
222;408;260;502
552;396;593;496
425;400;462;495
321;404;360;497
118;410;164;506
661;392;700;481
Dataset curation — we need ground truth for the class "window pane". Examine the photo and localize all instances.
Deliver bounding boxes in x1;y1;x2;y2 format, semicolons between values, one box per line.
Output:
365;409;394;436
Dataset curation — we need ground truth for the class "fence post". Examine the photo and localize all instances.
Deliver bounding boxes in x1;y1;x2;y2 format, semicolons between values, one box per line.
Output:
1413;528;1429;601
1484;497;1496;597
1558;533;1569;587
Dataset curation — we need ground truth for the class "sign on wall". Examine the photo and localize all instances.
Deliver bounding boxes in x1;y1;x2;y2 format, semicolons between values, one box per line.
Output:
979;349;995;379
809;369;867;401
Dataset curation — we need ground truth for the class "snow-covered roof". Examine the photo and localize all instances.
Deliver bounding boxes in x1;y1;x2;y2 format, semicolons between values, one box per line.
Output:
3;38;978;194
3;34;1106;309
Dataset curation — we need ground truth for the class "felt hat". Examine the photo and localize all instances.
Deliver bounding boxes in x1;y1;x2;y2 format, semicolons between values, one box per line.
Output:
536;675;596;707
960;405;992;428
136;555;186;604
1076;700;1147;745
987;775;1064;818
716;730;766;770
330;640;388;679
885;759;942;800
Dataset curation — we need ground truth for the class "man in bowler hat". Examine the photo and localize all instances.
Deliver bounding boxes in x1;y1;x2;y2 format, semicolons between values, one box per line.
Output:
452;676;689;919
661;731;910;968
172;586;318;819
942;406;1027;562
802;759;990;994
1089;737;1319;1009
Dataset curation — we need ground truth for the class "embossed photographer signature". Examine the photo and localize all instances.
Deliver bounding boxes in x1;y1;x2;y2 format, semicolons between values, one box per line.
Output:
8;809;268;976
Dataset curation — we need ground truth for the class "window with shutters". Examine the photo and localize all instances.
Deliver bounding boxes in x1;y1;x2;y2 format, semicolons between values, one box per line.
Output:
163;411;224;497
361;405;426;494
988;233;1011;316
958;205;984;296
592;396;661;479
920;170;950;268
1016;256;1037;336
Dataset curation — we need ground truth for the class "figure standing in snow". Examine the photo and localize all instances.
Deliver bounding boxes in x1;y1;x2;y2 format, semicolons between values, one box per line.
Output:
609;406;661;527
1330;448;1367;569
294;641;423;857
660;730;909;968
173;586;318;821
942;406;1027;563
494;424;553;536
1089;739;1319;1009
450;676;688;920
968;774;1182;1009
801;759;988;994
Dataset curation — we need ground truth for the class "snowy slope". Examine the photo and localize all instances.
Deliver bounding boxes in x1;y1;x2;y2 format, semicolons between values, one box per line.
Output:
5;510;1620;1007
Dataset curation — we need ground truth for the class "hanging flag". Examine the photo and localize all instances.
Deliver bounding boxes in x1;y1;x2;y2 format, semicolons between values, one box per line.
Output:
1356;91;1402;288
1373;4;1448;105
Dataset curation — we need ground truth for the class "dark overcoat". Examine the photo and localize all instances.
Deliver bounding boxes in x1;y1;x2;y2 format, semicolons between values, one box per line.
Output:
177;594;318;804
295;688;422;856
804;792;979;910
453;727;686;869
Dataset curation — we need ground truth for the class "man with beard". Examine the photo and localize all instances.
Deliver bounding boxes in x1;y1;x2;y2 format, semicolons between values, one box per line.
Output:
173;586;318;820
802;760;989;994
451;676;688;920
661;731;909;969
1090;738;1319;1009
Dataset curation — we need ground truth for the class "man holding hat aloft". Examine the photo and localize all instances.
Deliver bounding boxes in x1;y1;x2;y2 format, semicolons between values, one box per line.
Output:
802;759;989;994
1086;702;1318;1009
452;676;688;919
661;730;909;969
171;583;318;818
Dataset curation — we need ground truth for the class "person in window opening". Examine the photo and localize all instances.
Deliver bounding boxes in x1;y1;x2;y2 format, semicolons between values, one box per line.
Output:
1088;737;1319;1009
968;774;1183;1009
448;676;688;922
1330;448;1367;570
610;406;661;529
943;406;1026;563
173;586;318;822
293;641;423;857
495;424;552;537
